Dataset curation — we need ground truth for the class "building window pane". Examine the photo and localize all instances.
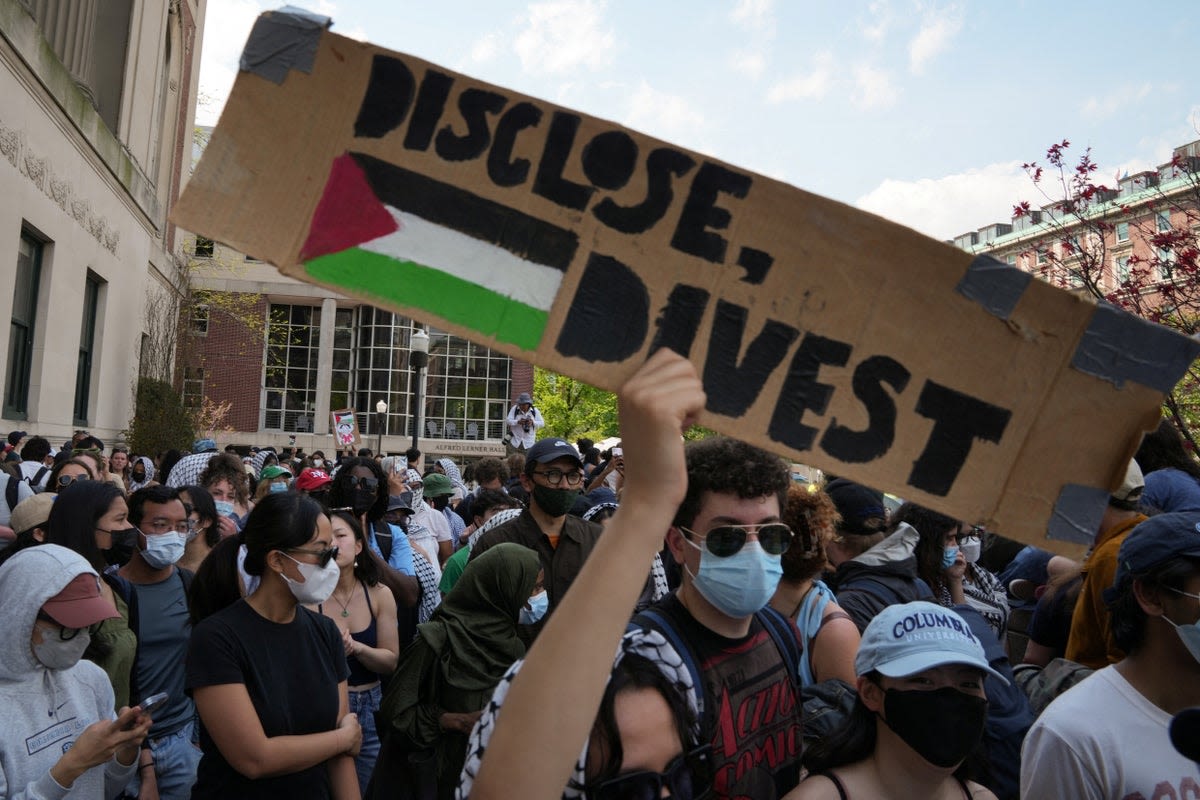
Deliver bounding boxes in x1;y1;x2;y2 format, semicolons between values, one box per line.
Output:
5;232;44;418
262;303;319;432
1115;222;1129;242
74;275;101;424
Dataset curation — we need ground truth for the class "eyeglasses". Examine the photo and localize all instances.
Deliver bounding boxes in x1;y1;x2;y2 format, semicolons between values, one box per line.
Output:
532;468;584;487
350;477;379;491
680;523;794;557
950;527;984;545
142;520;193;535
286;545;339;567
589;745;712;800
36;612;82;641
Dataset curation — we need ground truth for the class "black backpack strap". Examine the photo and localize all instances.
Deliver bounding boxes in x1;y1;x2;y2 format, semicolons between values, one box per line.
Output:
5;476;17;513
629;608;707;726
755;606;803;690
373;520;393;562
30;466;48;490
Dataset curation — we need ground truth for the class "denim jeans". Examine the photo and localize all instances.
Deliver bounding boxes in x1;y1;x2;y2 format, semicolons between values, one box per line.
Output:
125;718;202;800
350;684;383;796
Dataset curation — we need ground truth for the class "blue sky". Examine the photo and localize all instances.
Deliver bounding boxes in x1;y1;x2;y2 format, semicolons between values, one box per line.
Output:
197;0;1200;240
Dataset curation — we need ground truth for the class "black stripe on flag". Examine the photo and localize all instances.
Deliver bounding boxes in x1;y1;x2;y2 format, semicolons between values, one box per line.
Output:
350;152;578;272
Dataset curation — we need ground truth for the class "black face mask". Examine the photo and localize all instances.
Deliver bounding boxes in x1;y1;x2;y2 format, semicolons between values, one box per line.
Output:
102;527;138;568
352;488;376;515
881;686;988;768
131;471;146;482
308;490;330;511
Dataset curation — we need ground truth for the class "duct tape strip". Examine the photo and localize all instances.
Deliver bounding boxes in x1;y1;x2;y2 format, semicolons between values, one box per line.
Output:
239;6;333;85
1071;302;1200;393
954;254;1032;320
1047;484;1109;545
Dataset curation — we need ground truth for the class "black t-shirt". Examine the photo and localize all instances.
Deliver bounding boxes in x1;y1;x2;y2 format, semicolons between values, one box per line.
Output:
185;599;350;799
654;594;803;800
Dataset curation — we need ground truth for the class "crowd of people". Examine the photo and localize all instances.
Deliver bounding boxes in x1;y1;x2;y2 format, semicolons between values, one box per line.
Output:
0;358;1198;799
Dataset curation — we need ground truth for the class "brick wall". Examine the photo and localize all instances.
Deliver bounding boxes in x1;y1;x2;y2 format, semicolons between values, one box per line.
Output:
511;357;533;401
187;293;265;432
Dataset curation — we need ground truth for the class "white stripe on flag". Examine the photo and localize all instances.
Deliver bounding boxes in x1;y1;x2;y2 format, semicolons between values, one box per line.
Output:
359;209;564;312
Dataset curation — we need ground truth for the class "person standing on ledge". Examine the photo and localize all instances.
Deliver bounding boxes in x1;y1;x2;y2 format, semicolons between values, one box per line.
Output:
505;393;543;453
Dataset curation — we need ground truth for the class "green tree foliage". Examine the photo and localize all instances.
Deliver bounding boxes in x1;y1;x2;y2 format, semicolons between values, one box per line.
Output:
532;368;618;441
126;377;195;457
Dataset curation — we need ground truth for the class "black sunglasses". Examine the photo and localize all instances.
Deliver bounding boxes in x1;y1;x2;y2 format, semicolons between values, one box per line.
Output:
350;477;379;491
286;545;339;567
589;745;712;800
680;523;793;558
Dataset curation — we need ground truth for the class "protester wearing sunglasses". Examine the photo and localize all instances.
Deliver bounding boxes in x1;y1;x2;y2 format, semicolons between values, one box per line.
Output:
46;457;96;494
461;351;797;800
185;492;361;799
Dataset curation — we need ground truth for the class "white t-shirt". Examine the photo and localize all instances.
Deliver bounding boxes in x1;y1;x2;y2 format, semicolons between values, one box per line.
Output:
407;504;448;581
1021;665;1200;799
18;460;50;492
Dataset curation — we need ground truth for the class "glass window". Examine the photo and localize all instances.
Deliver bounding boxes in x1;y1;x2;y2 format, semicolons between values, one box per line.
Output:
1157;211;1172;232
74;274;101;424
191;303;209;335
1115;222;1129;242
6;231;44;418
183;367;204;408
262;303;321;432
193;237;214;257
1115;255;1131;283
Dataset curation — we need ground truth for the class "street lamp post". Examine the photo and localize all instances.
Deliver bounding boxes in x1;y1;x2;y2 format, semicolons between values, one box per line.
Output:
410;328;429;452
375;398;387;456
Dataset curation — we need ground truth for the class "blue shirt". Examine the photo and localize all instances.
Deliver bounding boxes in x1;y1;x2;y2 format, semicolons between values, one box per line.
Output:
367;521;415;575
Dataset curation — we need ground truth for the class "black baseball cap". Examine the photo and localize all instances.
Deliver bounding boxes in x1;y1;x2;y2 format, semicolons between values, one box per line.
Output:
526;438;582;467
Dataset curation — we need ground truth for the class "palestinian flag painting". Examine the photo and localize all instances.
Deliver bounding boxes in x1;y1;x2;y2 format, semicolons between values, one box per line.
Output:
299;153;579;351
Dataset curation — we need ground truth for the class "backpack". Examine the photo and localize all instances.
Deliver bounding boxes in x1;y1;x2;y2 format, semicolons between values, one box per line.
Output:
4;476;17;513
628;604;803;733
23;466;48;493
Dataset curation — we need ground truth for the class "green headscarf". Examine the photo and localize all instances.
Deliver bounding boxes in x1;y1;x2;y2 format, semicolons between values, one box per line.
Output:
418;542;540;692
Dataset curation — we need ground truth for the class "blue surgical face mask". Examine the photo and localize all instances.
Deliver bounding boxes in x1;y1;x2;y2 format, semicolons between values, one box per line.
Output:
520;589;548;625
214;500;235;518
269;481;289;494
682;537;782;618
942;545;960;570
141;530;187;569
1164;587;1200;665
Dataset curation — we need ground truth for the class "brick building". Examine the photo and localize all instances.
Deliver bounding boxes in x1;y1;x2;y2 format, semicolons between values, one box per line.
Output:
181;247;533;461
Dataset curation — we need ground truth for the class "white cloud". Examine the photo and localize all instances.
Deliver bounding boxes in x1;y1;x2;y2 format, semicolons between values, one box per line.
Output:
513;0;616;75
731;0;775;33
470;33;501;63
908;7;963;75
855;160;1030;241
1082;83;1153;120
339;25;368;42
624;80;706;147
729;49;767;79
861;0;891;42
766;51;833;104
852;65;896;109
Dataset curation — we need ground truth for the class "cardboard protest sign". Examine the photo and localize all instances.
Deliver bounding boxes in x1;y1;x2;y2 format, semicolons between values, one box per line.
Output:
173;8;1200;553
331;409;360;447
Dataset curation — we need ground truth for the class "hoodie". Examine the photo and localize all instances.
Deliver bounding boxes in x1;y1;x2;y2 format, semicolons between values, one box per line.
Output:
126;457;155;494
827;522;935;633
0;544;136;799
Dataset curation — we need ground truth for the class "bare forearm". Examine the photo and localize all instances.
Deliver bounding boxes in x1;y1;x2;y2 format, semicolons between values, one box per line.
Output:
471;503;668;798
230;729;351;779
328;755;359;800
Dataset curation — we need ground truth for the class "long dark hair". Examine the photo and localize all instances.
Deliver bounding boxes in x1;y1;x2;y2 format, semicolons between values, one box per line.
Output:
330;510;381;587
586;653;699;787
181;484;220;548
329;457;388;521
45;480;123;572
892;502;960;594
189;534;244;625
1136;418;1200;480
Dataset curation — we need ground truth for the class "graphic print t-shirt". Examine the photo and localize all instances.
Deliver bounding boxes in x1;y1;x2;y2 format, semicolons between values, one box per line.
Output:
655;594;803;800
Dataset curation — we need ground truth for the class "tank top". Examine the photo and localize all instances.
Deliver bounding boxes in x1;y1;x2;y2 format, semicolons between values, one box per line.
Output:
818;771;972;799
320;582;380;687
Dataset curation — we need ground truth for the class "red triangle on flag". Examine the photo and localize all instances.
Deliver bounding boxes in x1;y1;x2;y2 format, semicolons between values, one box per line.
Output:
300;153;399;261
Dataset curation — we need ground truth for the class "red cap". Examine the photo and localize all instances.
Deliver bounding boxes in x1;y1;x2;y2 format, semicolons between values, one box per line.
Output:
296;468;333;492
41;574;119;629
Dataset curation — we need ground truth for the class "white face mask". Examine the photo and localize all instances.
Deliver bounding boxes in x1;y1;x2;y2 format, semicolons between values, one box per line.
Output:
33;626;91;670
520;590;548;625
313;459;324;468
960;539;982;564
141;531;187;569
280;553;340;604
1164;587;1200;665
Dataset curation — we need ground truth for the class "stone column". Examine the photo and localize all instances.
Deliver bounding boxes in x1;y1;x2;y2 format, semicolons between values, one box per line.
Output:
313;298;335;435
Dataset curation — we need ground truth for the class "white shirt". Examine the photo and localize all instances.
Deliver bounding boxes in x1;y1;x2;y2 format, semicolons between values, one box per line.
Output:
18;460;50;492
506;405;544;450
1021;665;1200;799
408;503;450;581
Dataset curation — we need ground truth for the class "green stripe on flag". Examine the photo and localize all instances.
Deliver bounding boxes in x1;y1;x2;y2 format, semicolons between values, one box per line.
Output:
305;247;548;351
